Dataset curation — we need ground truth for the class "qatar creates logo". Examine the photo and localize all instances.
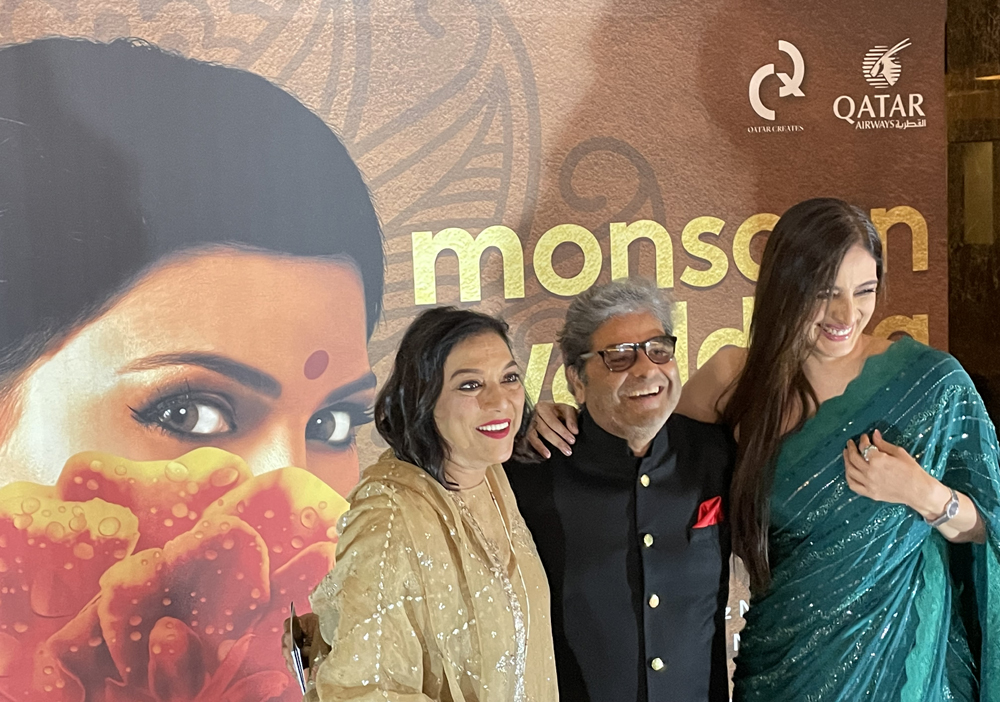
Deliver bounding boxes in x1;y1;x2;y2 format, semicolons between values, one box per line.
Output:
863;38;911;88
748;40;805;121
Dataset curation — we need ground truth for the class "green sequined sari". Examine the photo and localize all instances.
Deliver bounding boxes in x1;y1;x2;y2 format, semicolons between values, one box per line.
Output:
733;338;1000;701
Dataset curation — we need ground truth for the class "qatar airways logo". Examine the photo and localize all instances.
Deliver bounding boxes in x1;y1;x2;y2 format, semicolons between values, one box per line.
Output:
833;39;926;130
863;38;911;88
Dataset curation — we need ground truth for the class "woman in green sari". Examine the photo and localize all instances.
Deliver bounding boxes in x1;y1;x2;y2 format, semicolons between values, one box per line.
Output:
681;197;999;701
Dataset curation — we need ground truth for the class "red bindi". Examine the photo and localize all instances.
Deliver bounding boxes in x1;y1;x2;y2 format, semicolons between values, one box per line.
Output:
303;350;330;380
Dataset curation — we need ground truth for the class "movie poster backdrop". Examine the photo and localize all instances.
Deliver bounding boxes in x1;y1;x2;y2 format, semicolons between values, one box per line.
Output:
0;1;944;699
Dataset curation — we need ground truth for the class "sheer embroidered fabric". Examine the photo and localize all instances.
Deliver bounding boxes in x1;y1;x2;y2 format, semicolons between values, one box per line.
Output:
306;452;558;701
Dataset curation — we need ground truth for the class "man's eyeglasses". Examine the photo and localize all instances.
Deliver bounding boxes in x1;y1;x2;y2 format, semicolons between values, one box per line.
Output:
579;335;677;373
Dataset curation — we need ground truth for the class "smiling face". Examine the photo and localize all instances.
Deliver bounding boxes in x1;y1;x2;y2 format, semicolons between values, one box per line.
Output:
806;243;880;360
0;251;373;497
433;333;525;477
570;311;681;453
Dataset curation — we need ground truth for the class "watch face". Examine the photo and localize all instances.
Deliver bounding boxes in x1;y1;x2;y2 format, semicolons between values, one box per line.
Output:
947;499;960;519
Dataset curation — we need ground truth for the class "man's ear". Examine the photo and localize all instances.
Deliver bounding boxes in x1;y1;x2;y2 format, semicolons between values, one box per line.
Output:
566;365;586;405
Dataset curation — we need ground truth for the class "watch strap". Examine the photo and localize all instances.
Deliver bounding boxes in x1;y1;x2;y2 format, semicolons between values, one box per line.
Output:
925;488;959;528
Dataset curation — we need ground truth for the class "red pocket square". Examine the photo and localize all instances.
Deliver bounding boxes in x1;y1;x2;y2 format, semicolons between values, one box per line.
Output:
693;496;724;528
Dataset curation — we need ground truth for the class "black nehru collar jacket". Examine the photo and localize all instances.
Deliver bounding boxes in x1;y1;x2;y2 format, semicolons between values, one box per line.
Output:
505;408;735;702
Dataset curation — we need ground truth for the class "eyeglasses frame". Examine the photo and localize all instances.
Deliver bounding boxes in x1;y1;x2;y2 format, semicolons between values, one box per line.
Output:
578;334;678;373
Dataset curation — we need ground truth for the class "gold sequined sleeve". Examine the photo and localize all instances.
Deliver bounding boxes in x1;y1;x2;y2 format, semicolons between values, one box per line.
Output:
307;482;437;701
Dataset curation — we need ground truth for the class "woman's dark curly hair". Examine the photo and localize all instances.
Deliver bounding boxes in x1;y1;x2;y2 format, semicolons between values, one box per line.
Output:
374;306;532;487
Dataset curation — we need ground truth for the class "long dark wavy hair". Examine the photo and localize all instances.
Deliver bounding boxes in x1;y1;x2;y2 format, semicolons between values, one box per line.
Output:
374;307;532;487
723;198;884;592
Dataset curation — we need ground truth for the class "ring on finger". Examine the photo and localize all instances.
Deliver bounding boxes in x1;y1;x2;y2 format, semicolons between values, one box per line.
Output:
861;444;878;462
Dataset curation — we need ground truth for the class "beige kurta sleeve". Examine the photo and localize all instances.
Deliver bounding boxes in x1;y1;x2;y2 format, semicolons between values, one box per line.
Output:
307;483;438;702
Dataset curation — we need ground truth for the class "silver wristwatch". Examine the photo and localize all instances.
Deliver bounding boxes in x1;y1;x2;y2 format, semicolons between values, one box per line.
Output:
925;488;959;527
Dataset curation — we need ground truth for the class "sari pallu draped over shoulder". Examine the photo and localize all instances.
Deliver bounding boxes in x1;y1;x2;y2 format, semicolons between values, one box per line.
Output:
733;338;1000;702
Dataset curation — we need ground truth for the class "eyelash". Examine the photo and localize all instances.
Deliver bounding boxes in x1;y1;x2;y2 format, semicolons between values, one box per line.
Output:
817;288;878;300
130;386;375;447
130;386;238;438
458;373;522;391
305;402;374;449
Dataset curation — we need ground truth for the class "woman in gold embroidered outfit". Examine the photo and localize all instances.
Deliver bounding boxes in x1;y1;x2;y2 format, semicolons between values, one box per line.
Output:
285;307;558;701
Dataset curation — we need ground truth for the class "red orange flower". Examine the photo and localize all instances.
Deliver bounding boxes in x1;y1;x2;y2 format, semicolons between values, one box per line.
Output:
0;448;347;702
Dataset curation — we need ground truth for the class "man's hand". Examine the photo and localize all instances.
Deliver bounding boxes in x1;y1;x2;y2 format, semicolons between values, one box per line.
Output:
281;611;322;679
527;402;579;458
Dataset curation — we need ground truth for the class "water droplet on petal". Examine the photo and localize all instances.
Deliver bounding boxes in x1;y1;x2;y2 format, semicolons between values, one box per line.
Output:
171;503;188;519
13;622;27;634
98;517;121;537
204;550;218;561
211;466;240;488
129;631;142;642
165;461;189;483
21;498;40;515
12;515;32;530
114;464;127;476
45;522;65;540
85;479;99;491
300;507;318;529
250;588;261;599
69;516;87;532
263;509;275;519
291;536;304;549
129;615;142;626
73;543;94;560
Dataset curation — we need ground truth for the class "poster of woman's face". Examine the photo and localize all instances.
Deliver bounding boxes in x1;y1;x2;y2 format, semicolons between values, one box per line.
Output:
0;38;384;701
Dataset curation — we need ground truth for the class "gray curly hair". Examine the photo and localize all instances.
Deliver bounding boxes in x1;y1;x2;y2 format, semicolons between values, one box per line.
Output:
558;278;674;381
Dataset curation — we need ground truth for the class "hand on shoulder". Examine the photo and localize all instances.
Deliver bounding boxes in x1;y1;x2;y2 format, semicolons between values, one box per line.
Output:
676;345;746;423
525;401;579;459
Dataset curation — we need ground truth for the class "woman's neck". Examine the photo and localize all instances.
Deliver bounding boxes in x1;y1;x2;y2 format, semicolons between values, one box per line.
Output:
443;460;489;491
801;333;887;404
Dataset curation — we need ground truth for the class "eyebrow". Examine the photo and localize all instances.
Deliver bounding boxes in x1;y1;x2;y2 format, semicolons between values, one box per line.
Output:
122;353;283;398
320;372;378;406
449;361;519;380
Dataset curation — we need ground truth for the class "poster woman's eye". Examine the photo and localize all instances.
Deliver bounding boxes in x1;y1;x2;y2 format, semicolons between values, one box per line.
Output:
306;409;353;447
132;394;236;437
306;405;373;448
